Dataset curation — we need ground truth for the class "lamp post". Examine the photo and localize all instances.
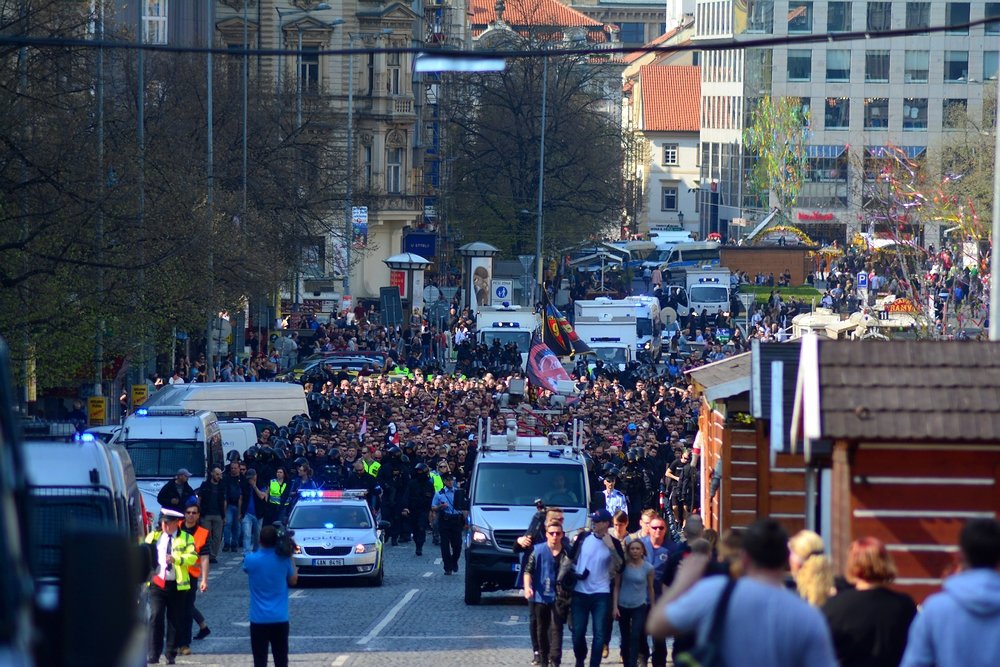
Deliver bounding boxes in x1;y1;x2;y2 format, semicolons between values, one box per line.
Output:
275;3;332;97
535;52;548;303
345;29;391;298
384;253;433;317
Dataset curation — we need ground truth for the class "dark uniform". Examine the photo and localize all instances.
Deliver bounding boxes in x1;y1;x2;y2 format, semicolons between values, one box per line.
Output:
402;464;435;556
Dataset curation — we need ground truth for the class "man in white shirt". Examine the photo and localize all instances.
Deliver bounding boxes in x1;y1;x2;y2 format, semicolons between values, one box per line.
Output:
570;509;623;667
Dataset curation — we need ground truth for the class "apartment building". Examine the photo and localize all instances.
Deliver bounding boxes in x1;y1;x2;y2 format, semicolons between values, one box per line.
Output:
695;0;998;244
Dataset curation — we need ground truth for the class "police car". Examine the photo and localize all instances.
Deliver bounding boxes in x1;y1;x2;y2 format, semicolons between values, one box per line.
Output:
288;490;386;585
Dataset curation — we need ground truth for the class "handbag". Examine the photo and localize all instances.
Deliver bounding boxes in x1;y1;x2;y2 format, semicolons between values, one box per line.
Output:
675;577;738;667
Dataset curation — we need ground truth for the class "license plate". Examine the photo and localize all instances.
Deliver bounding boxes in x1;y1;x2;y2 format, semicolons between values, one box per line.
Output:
511;563;521;572
313;559;344;566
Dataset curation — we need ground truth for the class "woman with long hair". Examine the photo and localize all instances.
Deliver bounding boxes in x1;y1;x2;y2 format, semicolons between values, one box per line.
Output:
822;537;916;666
789;530;835;606
613;539;654;667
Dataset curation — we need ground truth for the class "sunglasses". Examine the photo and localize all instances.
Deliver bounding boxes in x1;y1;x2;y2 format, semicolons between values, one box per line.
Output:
185;510;200;515
649;526;666;531
546;531;564;536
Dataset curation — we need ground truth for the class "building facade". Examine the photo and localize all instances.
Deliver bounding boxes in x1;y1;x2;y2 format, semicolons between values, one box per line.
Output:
695;0;998;244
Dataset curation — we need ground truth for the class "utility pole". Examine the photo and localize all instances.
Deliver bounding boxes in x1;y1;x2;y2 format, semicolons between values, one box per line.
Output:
136;0;147;385
95;1;106;397
205;1;216;379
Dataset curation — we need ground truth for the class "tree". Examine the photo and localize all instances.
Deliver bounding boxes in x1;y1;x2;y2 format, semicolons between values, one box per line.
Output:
442;33;624;259
743;96;810;212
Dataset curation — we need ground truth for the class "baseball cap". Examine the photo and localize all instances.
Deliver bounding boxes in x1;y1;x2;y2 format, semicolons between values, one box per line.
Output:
627;423;637;431
176;468;192;477
589;509;613;524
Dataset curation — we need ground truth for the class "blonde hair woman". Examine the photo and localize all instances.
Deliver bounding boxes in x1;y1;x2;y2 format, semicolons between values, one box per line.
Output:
789;530;834;606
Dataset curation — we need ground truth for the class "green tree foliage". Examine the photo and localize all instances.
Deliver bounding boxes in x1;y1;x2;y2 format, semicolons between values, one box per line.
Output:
443;34;624;258
743;96;810;212
0;1;347;389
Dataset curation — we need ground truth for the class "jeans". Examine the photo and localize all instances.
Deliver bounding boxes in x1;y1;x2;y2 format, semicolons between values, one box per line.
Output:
242;514;262;554
571;591;611;667
618;604;648;667
225;504;242;548
250;621;289;667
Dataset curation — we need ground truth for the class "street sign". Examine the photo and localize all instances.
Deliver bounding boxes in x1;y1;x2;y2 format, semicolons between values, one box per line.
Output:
131;384;148;407
491;280;513;303
380;286;404;328
88;396;106;426
857;272;868;289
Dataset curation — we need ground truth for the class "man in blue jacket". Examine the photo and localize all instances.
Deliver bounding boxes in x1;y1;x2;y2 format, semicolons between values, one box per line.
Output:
901;518;1000;667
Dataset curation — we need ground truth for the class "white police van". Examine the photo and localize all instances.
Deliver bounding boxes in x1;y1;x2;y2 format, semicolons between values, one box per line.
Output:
461;414;597;605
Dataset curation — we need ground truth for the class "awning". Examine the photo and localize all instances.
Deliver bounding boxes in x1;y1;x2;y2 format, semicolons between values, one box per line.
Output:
569;252;624;268
806;145;848;159
865;145;926;159
744;208;780;243
685;351;752;402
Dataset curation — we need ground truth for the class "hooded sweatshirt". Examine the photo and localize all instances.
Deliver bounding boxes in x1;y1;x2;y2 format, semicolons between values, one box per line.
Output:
900;568;1000;667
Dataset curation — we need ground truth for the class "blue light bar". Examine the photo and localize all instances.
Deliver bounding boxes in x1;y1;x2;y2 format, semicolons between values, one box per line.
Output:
74;433;96;443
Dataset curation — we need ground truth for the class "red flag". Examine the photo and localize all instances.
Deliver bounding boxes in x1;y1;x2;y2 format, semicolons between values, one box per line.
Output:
526;332;572;392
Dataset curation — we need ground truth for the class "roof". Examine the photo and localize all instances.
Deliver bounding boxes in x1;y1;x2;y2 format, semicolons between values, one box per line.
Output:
470;0;604;29
639;65;700;132
795;337;1000;447
751;340;802;452
623;26;682;64
686;351;752;402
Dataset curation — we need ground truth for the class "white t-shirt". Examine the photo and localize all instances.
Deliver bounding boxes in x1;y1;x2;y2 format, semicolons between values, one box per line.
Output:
666;576;837;667
575;534;613;595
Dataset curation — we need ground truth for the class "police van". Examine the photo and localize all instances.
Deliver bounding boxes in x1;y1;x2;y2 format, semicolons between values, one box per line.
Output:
460;412;597;605
118;407;223;517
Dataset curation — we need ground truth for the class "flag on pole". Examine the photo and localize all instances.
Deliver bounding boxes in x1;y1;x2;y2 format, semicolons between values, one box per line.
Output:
358;402;367;442
526;332;572;392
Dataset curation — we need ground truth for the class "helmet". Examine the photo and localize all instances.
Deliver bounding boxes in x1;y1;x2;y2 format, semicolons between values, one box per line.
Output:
387;446;402;458
306;444;318;456
634;447;645;461
277;426;290;439
226;449;241;463
329;447;341;460
273;448;287;461
400;454;411;465
293;456;309;468
414;462;429;473
294;444;306;457
604;466;620;480
245;445;259;461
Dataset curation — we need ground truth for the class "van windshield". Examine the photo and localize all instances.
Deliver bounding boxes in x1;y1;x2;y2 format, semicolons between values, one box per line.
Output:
482;331;532;354
473;463;586;507
689;286;729;304
125;440;206;478
27;487;115;578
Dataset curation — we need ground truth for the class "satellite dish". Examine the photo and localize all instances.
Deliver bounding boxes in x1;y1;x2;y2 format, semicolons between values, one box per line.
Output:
660;307;678;326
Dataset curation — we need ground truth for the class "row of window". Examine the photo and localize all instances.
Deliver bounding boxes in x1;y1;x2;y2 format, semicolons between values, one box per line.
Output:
748;1;1000;35
702;95;744;131
813;96;970;130
786;49;997;84
698;0;736;36
702;49;744;84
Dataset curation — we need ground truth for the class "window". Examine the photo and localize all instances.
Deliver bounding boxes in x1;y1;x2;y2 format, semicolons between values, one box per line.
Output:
618;22;645;44
865;50;890;82
902;98;927;130
867;2;891;30
386;147;403;193
661;186;678;211
747;0;774;32
806;150;848;183
827;2;851;31
826;50;850;81
799;97;812;123
825;97;850;129
662;144;679;166
299;45;319;94
387;52;401;95
986;51;999;81
946;3;970;34
143;0;168;45
864;98;889;128
905;50;929;82
788;2;813;32
906;2;930;31
987;3;1000;34
943;99;968;128
787;49;812;81
363;145;372;188
945;51;969;81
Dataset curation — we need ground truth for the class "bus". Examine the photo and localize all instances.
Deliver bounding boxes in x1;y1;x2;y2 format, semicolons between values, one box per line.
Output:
660;241;721;271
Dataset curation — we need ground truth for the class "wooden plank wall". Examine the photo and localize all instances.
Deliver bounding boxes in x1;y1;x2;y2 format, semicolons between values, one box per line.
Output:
699;401;726;533
848;444;1000;603
729;428;758;531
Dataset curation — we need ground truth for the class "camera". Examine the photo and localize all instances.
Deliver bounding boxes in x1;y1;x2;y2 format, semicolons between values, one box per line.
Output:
274;522;297;558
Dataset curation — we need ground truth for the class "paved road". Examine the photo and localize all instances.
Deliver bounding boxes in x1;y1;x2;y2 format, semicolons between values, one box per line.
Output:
170;541;626;667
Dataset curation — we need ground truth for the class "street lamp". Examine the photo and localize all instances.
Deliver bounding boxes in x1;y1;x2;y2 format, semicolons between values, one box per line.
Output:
384;252;433;317
345;28;392;298
678;211;684;226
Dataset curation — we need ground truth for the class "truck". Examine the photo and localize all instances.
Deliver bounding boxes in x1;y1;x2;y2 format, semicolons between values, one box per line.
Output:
574;298;640;371
460;407;595;605
475;304;540;370
624;295;663;362
685;267;733;316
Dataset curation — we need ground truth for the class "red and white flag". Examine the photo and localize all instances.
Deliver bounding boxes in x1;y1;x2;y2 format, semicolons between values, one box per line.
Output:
358;402;368;442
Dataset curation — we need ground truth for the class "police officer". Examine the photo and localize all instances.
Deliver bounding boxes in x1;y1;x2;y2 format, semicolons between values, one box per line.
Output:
146;508;199;665
432;472;464;574
402;463;435;556
603;469;629;516
381;461;409;546
264;467;290;525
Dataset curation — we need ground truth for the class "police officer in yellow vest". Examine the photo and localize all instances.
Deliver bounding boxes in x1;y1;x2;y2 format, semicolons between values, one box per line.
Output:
146;508;199;665
265;467;290;525
361;448;381;478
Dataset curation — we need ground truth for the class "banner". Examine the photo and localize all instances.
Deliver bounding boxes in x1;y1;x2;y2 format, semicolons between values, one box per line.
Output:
526;332;572;393
543;305;571;356
549;304;593;357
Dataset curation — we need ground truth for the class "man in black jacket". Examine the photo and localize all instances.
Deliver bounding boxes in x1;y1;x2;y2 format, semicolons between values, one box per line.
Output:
402;463;435;556
198;466;227;563
223;461;244;553
157;468;196;513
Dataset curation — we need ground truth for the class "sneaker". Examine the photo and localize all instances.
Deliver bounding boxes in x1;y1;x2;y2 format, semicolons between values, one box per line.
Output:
415;548;423;556
601;645;609;659
178;647;192;656
531;652;541;665
194;626;211;640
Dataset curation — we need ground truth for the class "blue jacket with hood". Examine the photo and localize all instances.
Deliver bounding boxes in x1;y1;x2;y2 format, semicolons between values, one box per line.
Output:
900;568;1000;667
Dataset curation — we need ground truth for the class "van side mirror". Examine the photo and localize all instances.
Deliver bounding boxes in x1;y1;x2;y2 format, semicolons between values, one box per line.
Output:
454;489;469;512
57;528;145;667
590;492;605;512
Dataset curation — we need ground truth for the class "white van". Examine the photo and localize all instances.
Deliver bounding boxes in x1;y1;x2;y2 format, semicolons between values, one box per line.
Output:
218;420;257;458
140;382;307;427
118;408;223;517
23;436;147;607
